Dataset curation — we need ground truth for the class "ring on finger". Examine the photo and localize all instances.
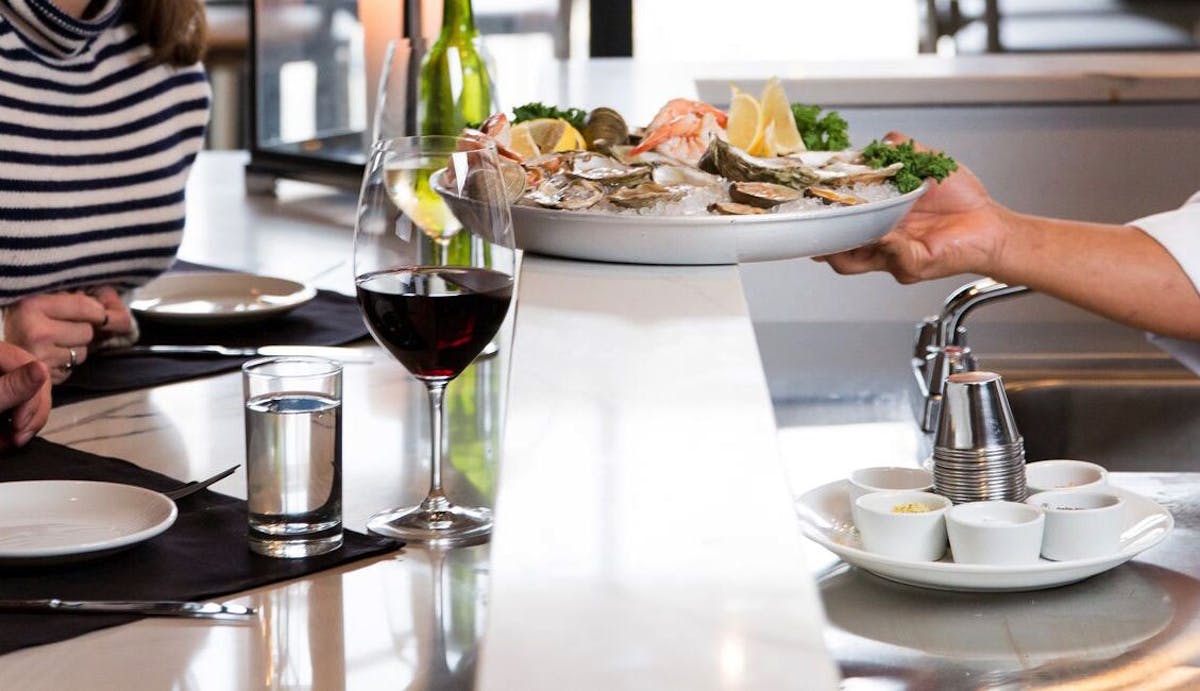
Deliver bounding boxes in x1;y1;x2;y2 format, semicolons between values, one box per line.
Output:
65;347;78;372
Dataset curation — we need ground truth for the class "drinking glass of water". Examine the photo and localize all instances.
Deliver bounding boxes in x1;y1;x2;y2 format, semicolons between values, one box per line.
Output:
243;357;343;558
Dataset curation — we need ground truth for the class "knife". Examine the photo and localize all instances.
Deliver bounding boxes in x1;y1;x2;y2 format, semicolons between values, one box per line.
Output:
0;598;255;620
102;345;375;363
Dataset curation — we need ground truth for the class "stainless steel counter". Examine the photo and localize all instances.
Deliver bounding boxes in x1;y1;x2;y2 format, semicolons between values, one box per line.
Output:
758;320;1200;689
816;474;1200;690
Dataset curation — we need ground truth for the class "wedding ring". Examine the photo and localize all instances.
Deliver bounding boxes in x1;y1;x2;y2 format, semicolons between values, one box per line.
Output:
65;347;78;372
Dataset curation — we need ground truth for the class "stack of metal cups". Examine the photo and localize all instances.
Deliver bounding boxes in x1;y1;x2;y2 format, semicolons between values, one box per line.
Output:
932;371;1027;503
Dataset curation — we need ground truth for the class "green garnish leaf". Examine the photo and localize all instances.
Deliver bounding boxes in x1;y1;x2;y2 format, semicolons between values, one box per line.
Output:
791;103;850;151
512;102;588;130
862;139;958;194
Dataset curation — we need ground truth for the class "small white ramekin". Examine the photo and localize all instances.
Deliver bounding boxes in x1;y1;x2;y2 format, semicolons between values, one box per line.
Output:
1025;459;1108;495
1026;490;1125;561
946;501;1045;565
852;490;951;561
848;467;935;502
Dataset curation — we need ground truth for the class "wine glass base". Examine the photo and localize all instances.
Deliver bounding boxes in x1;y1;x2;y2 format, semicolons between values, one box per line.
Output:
367;504;493;548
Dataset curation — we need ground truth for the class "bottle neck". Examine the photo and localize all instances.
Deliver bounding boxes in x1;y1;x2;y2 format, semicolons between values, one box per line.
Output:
441;0;476;36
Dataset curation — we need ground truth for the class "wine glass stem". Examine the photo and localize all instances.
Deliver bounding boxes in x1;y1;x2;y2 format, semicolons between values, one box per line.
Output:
422;380;451;512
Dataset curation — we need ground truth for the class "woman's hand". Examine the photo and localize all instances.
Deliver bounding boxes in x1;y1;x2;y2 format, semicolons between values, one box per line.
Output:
816;132;1015;283
89;286;136;342
2;292;107;383
0;344;51;451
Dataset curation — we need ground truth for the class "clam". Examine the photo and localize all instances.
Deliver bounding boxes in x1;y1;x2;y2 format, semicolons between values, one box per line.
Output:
697;138;820;190
566;152;651;186
807;186;866;206
499;160;528;203
526;176;604;210
728;181;802;208
708;201;765;216
582;107;629;150
607;182;683;209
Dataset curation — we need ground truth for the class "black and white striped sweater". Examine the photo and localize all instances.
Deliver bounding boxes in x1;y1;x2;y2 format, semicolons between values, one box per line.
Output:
0;0;210;306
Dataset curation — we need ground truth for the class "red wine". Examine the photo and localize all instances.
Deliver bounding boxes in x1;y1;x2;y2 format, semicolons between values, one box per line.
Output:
356;267;513;380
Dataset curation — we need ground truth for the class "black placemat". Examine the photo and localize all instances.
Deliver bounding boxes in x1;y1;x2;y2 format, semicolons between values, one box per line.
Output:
54;262;369;406
0;439;400;655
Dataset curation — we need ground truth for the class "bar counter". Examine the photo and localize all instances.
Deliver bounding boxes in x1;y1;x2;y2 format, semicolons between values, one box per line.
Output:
0;152;839;690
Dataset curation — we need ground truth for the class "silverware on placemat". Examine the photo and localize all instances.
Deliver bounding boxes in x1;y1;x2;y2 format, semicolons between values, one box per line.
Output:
164;465;239;501
99;345;374;363
0;599;255;620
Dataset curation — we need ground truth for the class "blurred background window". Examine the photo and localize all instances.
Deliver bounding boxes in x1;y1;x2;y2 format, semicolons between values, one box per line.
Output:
922;0;1200;55
208;0;1200;184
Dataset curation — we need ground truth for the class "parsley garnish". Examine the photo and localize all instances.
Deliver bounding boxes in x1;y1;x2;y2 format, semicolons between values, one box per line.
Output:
862;139;958;194
791;104;850;151
512;102;588;130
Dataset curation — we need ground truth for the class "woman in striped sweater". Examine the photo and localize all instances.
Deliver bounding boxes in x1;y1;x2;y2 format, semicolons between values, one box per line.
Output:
0;0;210;387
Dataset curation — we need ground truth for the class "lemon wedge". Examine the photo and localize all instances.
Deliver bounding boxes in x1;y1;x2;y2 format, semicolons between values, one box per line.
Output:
512;118;586;154
760;77;805;154
726;88;763;153
749;121;777;158
508;123;541;158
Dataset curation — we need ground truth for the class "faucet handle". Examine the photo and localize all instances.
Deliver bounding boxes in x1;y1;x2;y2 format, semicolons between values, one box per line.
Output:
917;345;975;433
925;345;974;394
913;316;940;361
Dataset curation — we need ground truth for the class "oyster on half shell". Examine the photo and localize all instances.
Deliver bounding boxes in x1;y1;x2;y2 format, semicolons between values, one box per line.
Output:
728;181;802;208
708;201;765;216
814;161;904;186
566;152;651;186
807;186;866;206
526;176;605;210
698;137;820;190
607;182;683;209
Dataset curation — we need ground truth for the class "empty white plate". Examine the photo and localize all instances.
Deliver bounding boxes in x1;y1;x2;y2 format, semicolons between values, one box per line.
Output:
130;272;317;326
0;481;177;565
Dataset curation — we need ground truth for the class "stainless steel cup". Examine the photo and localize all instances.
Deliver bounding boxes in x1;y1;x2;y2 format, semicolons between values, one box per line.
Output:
932;371;1027;503
935;371;1022;450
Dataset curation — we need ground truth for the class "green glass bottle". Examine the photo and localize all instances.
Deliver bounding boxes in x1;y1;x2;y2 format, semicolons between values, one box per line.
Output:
418;0;493;135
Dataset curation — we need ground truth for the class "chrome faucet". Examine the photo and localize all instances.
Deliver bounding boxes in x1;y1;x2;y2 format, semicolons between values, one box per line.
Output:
911;278;1031;432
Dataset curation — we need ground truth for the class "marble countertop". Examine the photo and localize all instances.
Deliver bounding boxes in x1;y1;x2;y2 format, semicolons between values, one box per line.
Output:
0;152;839;690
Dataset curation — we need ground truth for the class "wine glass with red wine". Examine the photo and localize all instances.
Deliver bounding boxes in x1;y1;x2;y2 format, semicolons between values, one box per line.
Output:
353;135;516;547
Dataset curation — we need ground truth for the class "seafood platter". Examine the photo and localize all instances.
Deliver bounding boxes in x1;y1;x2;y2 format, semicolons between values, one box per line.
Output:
456;79;958;265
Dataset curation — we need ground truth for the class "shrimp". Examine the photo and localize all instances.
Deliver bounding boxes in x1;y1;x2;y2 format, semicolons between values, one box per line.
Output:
629;99;728;167
461;112;524;163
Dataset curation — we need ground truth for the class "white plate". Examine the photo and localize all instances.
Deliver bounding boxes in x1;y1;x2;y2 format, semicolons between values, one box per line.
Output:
0;481;177;565
796;480;1173;592
506;183;925;265
130;272;317;326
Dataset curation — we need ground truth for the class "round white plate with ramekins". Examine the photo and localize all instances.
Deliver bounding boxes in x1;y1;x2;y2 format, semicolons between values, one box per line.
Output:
795;480;1173;592
129;271;317;326
0;481;177;566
